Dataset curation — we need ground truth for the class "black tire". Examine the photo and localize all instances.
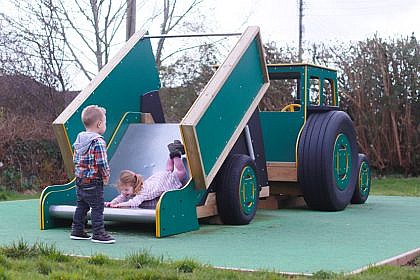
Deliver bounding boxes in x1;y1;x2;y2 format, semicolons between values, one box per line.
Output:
298;111;358;211
351;154;371;204
215;154;259;225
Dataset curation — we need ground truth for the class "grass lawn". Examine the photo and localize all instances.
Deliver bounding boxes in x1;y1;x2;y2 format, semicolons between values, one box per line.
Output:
0;240;419;280
0;176;419;279
371;176;419;197
0;190;39;201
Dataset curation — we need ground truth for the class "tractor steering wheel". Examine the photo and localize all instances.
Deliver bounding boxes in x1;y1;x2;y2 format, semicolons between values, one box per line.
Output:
281;104;301;112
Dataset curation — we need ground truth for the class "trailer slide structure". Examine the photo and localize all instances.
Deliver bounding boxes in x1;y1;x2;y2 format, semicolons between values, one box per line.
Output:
40;26;371;238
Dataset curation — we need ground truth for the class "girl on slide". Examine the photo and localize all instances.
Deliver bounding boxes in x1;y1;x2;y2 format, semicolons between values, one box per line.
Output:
104;140;186;208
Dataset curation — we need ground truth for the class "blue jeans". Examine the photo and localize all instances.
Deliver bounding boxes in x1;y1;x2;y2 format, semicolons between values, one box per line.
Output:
72;181;105;236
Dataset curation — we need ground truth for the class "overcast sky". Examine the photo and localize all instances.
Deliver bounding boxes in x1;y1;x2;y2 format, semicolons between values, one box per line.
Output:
206;0;420;44
2;0;419;88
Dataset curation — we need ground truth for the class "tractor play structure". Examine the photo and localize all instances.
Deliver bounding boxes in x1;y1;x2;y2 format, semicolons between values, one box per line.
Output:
40;26;371;237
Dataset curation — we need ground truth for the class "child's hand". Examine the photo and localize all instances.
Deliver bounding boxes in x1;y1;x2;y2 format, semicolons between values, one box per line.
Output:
104;202;112;207
110;203;120;208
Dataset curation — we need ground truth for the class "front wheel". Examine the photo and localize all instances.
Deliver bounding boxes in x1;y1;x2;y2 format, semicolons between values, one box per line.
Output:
351;154;371;204
215;154;259;225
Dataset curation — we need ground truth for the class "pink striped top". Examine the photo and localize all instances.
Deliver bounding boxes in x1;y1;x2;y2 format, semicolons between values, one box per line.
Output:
110;171;182;208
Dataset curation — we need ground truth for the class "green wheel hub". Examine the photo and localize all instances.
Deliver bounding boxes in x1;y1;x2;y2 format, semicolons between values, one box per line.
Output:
239;166;257;215
358;160;371;196
333;133;352;190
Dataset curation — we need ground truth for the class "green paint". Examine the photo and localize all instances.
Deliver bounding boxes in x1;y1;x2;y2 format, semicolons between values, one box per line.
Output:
260;112;303;162
195;38;265;176
306;66;338;107
359;161;371;196
157;180;199;237
333;133;352;190
64;38;160;153
239;166;258;215
7;196;420;273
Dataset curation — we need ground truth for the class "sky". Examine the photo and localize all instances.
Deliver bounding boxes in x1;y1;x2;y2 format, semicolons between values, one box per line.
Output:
1;0;419;88
207;0;420;44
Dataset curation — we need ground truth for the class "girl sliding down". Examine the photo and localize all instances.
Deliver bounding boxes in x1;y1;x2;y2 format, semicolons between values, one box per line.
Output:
105;140;186;208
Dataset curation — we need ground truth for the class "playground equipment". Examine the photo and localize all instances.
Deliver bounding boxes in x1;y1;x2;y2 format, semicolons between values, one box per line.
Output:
40;26;371;237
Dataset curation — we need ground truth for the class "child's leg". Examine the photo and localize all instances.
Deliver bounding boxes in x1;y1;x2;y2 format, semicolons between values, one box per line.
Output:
72;190;90;233
173;157;186;181
166;158;174;172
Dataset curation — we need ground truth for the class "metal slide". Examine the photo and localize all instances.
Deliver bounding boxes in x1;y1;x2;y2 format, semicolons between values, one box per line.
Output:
48;123;186;223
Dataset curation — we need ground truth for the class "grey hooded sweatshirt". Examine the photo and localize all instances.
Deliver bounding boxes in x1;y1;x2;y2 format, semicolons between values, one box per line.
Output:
73;132;103;155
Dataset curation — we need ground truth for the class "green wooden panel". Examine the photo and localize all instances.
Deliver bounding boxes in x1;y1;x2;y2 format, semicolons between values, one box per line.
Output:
41;184;76;229
157;180;199;237
196;39;265;176
64;38;160;149
260;112;304;162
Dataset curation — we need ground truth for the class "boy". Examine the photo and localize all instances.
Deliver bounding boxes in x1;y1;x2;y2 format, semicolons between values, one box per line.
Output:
70;105;115;244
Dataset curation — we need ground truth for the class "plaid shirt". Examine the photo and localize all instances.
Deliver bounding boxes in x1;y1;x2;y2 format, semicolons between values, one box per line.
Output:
74;137;110;181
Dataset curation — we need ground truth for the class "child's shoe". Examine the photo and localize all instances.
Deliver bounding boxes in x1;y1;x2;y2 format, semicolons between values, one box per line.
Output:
70;231;91;240
168;140;184;159
173;140;185;155
91;232;115;244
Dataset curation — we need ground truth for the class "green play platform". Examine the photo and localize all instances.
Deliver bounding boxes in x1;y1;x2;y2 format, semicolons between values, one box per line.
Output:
1;195;419;274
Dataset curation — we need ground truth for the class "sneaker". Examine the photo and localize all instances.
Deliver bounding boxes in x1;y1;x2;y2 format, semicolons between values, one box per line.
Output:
173;140;185;155
70;231;91;240
91;232;115;244
168;140;185;154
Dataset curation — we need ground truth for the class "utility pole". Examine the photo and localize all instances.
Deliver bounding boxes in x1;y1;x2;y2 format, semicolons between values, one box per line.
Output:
126;0;136;41
298;0;304;62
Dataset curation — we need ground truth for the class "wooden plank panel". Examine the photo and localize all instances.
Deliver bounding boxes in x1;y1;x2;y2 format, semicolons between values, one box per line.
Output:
267;161;298;182
196;193;218;218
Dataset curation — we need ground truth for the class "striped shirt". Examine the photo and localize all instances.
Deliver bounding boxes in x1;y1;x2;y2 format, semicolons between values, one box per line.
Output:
110;171;182;208
73;137;110;182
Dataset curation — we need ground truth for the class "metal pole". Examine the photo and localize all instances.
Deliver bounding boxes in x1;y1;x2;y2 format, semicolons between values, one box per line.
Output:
298;0;304;62
142;32;242;39
126;0;136;41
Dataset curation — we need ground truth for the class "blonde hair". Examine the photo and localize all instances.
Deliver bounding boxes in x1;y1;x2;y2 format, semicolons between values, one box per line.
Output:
118;170;143;194
81;105;106;128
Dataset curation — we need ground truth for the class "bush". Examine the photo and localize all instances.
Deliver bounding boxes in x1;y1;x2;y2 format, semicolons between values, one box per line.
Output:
0;139;67;192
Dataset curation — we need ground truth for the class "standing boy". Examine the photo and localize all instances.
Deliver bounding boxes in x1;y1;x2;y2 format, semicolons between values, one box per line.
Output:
70;105;115;244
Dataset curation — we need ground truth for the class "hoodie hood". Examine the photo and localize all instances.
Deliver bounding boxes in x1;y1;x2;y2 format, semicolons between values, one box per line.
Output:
73;132;103;155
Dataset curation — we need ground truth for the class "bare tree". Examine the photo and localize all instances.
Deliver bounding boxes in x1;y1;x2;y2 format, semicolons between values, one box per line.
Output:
155;0;204;68
0;0;69;92
1;0;127;83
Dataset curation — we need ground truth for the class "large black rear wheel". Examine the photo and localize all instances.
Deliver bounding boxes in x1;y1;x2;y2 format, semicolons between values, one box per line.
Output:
298;111;358;211
215;154;259;225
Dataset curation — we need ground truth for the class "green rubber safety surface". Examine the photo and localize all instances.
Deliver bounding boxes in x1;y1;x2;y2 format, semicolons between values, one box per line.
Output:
1;196;419;274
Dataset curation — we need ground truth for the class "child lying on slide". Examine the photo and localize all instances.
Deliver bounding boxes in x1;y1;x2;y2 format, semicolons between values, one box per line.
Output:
104;140;186;208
